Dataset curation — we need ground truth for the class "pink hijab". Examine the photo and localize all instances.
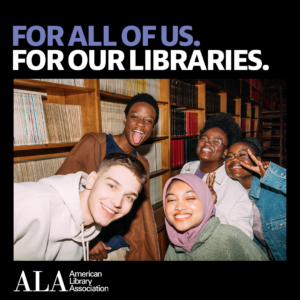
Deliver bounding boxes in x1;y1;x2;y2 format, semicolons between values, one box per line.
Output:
163;173;216;253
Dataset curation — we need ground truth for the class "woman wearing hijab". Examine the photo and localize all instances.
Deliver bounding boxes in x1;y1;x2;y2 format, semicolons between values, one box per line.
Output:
163;174;268;261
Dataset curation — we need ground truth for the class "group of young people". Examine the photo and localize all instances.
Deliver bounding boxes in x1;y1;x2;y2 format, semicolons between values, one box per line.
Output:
14;93;287;261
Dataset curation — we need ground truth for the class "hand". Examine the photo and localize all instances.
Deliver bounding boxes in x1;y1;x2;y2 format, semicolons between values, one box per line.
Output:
206;172;217;204
89;240;111;261
262;161;270;170
241;149;267;177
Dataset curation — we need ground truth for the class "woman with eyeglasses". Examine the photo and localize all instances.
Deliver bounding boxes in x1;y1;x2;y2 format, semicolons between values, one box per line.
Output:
181;113;254;239
224;137;286;261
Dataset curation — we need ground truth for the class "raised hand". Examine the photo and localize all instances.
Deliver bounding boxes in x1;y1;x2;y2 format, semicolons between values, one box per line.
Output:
206;172;217;204
89;240;112;261
241;149;267;177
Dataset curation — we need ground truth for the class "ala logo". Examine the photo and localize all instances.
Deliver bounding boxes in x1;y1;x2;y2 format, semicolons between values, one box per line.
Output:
14;271;67;292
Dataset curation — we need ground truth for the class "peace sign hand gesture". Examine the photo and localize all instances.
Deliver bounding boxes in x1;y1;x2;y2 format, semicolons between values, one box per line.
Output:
240;149;267;177
206;172;217;204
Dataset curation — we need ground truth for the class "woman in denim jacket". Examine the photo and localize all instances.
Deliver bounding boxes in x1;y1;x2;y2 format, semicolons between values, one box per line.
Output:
225;137;286;261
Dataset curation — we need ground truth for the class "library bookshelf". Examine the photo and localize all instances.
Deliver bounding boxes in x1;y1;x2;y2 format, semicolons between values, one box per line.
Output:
13;78;266;260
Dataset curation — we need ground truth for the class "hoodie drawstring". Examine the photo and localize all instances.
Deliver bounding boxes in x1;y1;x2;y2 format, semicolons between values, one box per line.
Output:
81;223;90;261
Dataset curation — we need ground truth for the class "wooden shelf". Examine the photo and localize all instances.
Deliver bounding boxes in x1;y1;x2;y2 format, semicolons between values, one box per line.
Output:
14;142;77;151
196;79;241;99
142;136;169;145
14;79;95;96
171;165;183;171
100;90;168;105
171;135;198;139
152;200;163;211
262;153;281;157
243;98;260;106
149;169;169;179
241;117;251;119
171;103;204;110
260;111;281;115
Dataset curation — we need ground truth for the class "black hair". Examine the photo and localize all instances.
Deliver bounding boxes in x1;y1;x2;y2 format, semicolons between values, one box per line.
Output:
200;113;243;148
124;93;159;125
241;137;264;157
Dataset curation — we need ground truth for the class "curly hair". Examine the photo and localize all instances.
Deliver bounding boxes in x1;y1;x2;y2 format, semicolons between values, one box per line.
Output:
200;113;243;148
124;93;159;125
242;137;264;157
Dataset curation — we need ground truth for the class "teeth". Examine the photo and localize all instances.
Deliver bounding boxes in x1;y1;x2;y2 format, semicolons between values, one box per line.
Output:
232;166;242;169
202;148;212;152
102;204;116;214
133;130;144;135
174;214;191;219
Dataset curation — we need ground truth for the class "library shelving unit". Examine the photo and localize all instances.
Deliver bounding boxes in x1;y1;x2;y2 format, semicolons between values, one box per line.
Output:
14;79;100;162
258;85;286;167
13;78;172;261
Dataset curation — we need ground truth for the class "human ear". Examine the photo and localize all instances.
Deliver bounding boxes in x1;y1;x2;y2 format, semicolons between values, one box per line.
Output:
86;171;98;190
123;117;127;125
223;149;228;156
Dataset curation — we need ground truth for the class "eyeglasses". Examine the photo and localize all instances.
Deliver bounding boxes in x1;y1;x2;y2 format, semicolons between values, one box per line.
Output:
199;135;227;148
225;150;249;162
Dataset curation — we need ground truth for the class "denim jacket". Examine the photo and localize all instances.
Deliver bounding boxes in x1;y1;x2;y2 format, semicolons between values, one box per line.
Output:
249;162;286;261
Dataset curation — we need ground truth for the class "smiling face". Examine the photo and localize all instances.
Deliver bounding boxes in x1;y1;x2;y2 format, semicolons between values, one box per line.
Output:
225;142;260;180
87;165;142;227
165;180;203;232
124;102;156;147
196;127;228;163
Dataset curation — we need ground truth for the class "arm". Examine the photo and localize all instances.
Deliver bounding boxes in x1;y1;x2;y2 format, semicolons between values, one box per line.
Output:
260;162;286;194
14;192;52;260
56;134;98;175
241;151;286;195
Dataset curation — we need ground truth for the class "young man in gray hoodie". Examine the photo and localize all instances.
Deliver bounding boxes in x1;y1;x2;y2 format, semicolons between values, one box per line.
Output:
14;152;148;261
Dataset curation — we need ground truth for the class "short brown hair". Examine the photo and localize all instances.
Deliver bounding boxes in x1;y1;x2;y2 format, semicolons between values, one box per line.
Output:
97;152;148;185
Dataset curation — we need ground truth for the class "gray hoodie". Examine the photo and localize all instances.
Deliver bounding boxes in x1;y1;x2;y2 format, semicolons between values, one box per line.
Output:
14;171;101;261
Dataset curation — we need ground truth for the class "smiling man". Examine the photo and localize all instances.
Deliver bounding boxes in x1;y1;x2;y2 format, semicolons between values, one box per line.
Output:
180;113;254;240
56;93;160;261
14;152;147;261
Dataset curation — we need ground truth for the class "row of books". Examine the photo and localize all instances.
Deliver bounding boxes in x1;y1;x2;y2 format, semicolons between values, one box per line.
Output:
252;107;256;119
101;101;161;137
251;89;259;102
149;175;163;205
241;119;247;132
171;169;181;177
206;91;220;112
33;79;85;87
14;156;66;183
241;103;249;118
170;79;198;108
171;111;199;136
208;79;240;96
251;120;257;131
241;80;251;100
227;95;236;116
99;79;160;101
14;90;84;146
171;138;198;168
136;143;162;173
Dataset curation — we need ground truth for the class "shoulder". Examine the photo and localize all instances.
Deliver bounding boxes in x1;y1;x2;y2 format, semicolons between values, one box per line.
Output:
181;161;200;174
78;132;107;145
137;152;149;168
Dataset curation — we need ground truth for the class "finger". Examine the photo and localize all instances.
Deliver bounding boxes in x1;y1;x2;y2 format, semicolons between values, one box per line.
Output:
210;172;216;185
240;161;258;172
258;161;266;177
206;174;210;185
247;149;260;166
101;242;112;250
101;250;108;259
